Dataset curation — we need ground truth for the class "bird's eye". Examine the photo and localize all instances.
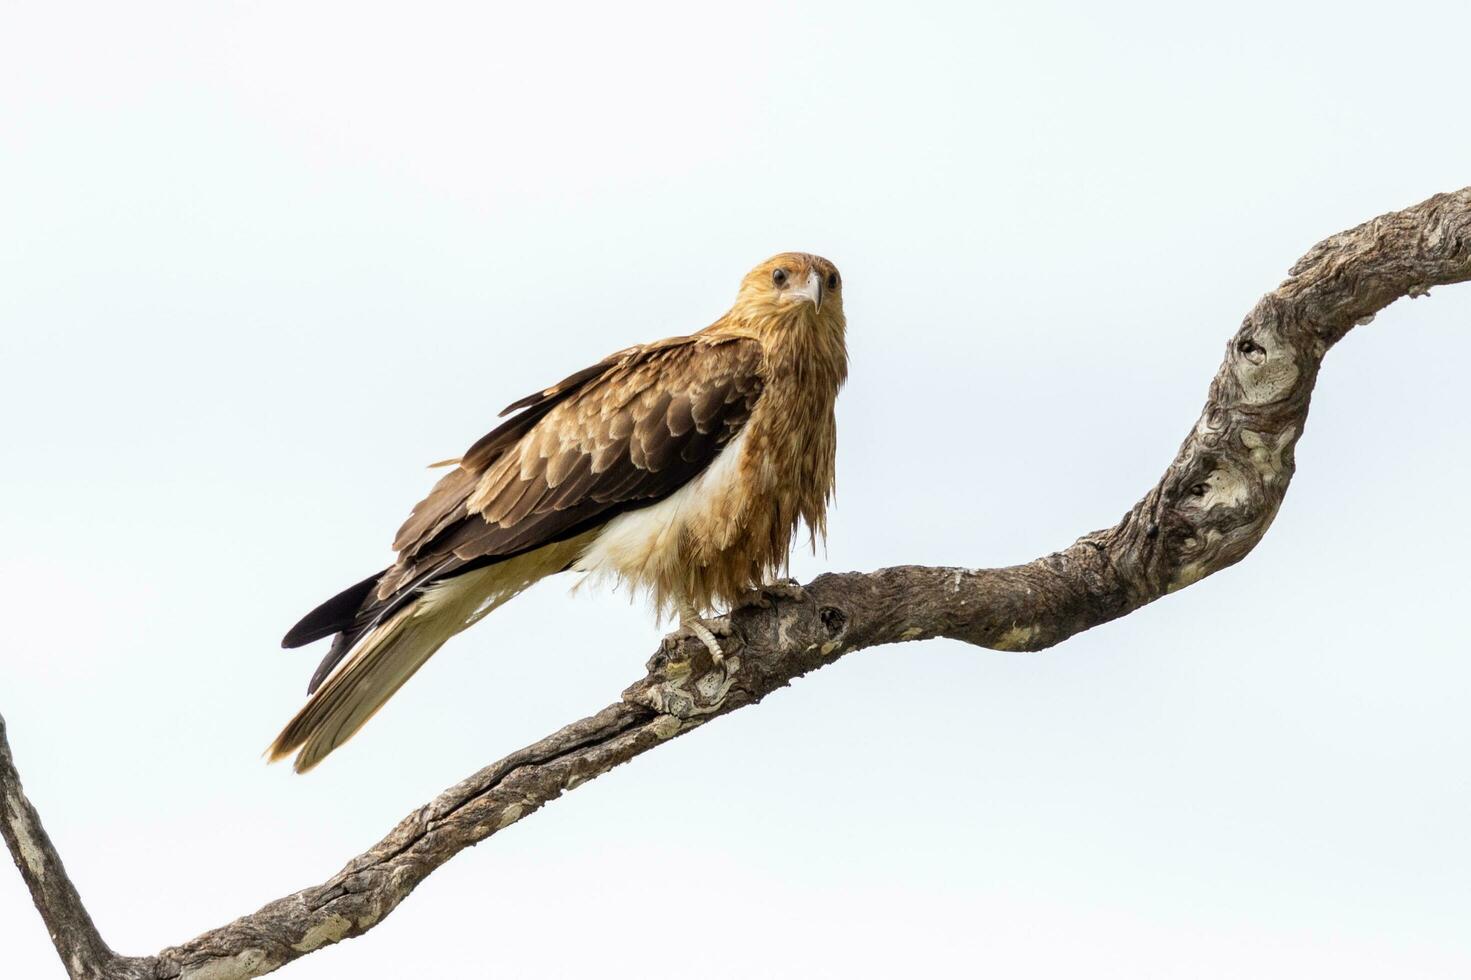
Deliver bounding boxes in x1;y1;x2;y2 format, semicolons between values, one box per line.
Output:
826;272;839;291
772;268;789;287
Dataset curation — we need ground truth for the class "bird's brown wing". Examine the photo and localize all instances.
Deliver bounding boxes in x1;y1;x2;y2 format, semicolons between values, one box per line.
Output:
282;333;764;686
389;332;763;585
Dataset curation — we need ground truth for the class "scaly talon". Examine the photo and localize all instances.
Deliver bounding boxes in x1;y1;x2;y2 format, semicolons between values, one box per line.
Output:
674;601;730;665
737;578;808;610
684;618;725;664
763;578;807;603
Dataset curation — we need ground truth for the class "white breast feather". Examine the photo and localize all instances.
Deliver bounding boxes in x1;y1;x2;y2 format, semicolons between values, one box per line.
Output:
572;427;749;592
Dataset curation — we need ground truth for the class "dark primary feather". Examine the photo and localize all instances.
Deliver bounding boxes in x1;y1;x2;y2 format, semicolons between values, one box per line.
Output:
281;335;765;687
280;570;383;649
308;629;357;695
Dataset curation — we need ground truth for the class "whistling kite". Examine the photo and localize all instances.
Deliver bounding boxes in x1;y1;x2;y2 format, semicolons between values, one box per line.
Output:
270;253;847;771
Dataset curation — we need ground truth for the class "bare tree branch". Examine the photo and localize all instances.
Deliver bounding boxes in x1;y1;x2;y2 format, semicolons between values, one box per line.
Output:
0;716;151;980
4;187;1469;979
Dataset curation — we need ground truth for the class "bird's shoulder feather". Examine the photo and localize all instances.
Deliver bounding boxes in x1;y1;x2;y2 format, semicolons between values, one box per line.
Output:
381;333;764;599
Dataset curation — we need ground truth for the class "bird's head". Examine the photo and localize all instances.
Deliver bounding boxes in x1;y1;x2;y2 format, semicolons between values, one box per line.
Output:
729;253;845;335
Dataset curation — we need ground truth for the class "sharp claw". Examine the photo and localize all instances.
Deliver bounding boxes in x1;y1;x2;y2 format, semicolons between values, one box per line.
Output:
685;619;725;664
664;610;733;667
738;578;808;609
669;594;737;669
765;578;807;602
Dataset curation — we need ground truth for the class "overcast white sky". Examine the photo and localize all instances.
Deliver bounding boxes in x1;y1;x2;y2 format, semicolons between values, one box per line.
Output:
3;2;1470;977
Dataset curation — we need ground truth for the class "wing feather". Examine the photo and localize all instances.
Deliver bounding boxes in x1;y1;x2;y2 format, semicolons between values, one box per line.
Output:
376;335;762;606
287;334;764;690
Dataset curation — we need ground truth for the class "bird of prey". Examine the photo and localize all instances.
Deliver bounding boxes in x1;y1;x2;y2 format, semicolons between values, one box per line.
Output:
268;253;848;772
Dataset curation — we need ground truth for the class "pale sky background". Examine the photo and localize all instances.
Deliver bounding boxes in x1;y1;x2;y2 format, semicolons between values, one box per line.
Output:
3;2;1470;977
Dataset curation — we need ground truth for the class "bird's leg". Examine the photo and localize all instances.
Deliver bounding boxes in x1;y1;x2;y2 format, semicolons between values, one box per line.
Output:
676;599;726;665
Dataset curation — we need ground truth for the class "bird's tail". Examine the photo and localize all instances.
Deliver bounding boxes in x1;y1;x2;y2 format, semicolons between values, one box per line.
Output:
268;537;588;772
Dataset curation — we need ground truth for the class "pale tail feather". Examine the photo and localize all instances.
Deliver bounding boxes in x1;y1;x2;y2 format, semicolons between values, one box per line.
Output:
267;533;594;772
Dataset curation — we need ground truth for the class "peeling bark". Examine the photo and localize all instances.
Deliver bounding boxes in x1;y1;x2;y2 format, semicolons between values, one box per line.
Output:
3;187;1469;979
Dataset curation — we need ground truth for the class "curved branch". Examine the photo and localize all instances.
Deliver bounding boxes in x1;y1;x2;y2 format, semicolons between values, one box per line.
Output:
4;187;1469;979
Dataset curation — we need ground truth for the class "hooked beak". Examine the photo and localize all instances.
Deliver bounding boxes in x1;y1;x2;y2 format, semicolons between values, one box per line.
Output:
793;269;823;310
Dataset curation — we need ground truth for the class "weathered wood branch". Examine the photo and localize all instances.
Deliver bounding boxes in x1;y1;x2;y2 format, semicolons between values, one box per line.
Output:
0;715;152;980
4;187;1469;979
